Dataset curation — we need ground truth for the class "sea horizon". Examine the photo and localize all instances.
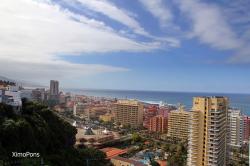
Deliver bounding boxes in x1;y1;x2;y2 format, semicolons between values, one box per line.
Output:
65;87;250;95
65;88;250;115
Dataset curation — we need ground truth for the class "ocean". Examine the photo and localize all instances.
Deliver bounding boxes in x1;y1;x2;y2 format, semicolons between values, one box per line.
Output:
67;89;250;115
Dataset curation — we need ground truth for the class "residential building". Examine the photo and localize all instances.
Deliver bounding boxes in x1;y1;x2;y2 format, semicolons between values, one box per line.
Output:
6;85;20;92
187;96;228;166
20;89;33;100
4;90;22;111
149;115;168;133
228;109;243;147
167;105;190;140
114;99;143;128
158;105;176;117
143;105;158;129
73;102;85;116
243;115;250;143
32;88;45;102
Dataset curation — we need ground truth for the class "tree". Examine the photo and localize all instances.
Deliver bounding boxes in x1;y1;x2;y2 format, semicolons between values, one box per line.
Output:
131;133;142;144
150;159;160;166
0;102;110;165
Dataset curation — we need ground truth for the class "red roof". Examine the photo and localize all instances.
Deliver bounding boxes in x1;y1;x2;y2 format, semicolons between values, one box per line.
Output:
157;160;167;166
100;147;128;159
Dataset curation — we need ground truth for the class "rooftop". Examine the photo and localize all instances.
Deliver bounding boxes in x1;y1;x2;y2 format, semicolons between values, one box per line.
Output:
100;147;127;159
115;99;141;106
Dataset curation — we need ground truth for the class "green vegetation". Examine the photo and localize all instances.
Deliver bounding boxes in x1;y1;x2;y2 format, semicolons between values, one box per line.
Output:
0;100;110;166
131;133;142;144
228;146;248;166
149;159;160;166
164;141;187;166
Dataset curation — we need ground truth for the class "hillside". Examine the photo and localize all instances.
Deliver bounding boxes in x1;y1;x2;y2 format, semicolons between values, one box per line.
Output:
0;100;110;166
0;75;45;88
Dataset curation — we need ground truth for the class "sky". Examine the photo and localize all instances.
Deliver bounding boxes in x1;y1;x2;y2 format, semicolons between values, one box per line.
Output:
0;0;250;93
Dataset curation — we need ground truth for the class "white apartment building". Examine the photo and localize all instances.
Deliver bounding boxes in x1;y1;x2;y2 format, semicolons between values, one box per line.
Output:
228;109;243;148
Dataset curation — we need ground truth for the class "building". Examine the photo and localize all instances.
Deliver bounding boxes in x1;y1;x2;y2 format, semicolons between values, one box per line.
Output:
32;88;45;102
158;105;176;117
3;90;22;111
86;106;108;119
149;115;168;133
20;89;33;100
167;105;190;140
0;89;5;103
75;128;115;148
73;102;85;116
50;80;59;96
100;147;128;159
49;80;59;105
228;109;243;147
143;105;158;129
243;115;250;143
187;96;228;166
114;100;143;128
111;156;146;166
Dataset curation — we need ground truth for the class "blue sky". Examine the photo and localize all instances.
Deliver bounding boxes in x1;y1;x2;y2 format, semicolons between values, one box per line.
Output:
0;0;250;93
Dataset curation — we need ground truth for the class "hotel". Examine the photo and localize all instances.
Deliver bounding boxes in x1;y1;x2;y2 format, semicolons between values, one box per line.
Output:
113;100;143;128
187;96;228;166
167;105;190;140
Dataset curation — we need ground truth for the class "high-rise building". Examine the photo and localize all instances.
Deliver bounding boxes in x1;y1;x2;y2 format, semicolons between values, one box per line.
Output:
149;115;168;133
73;102;85;117
243;115;250;143
50;80;59;96
114;100;143;128
187;96;228;166
158;106;171;118
228;109;243;147
0;89;4;103
49;80;59;105
143;105;158;129
167;105;190;140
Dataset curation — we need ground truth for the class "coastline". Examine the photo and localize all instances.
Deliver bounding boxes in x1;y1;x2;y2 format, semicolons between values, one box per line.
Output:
65;88;250;114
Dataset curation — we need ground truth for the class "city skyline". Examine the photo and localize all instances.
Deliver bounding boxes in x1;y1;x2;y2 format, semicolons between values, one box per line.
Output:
0;0;250;93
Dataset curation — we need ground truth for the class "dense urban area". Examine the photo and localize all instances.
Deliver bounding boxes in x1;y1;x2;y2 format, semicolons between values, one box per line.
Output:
0;80;249;166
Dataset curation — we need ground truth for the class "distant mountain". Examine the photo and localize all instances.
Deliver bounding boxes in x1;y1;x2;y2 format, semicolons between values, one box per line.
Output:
0;75;14;82
0;75;46;88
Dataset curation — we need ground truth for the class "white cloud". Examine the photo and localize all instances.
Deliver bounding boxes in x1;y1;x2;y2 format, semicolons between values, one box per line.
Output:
0;0;162;84
138;0;173;27
175;0;250;63
76;0;149;36
0;59;128;84
176;0;243;50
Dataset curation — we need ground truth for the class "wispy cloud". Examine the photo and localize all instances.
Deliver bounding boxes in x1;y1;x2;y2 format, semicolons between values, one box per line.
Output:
138;0;173;28
0;0;162;84
64;0;180;47
75;0;149;36
0;59;128;85
176;0;243;50
175;0;250;63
